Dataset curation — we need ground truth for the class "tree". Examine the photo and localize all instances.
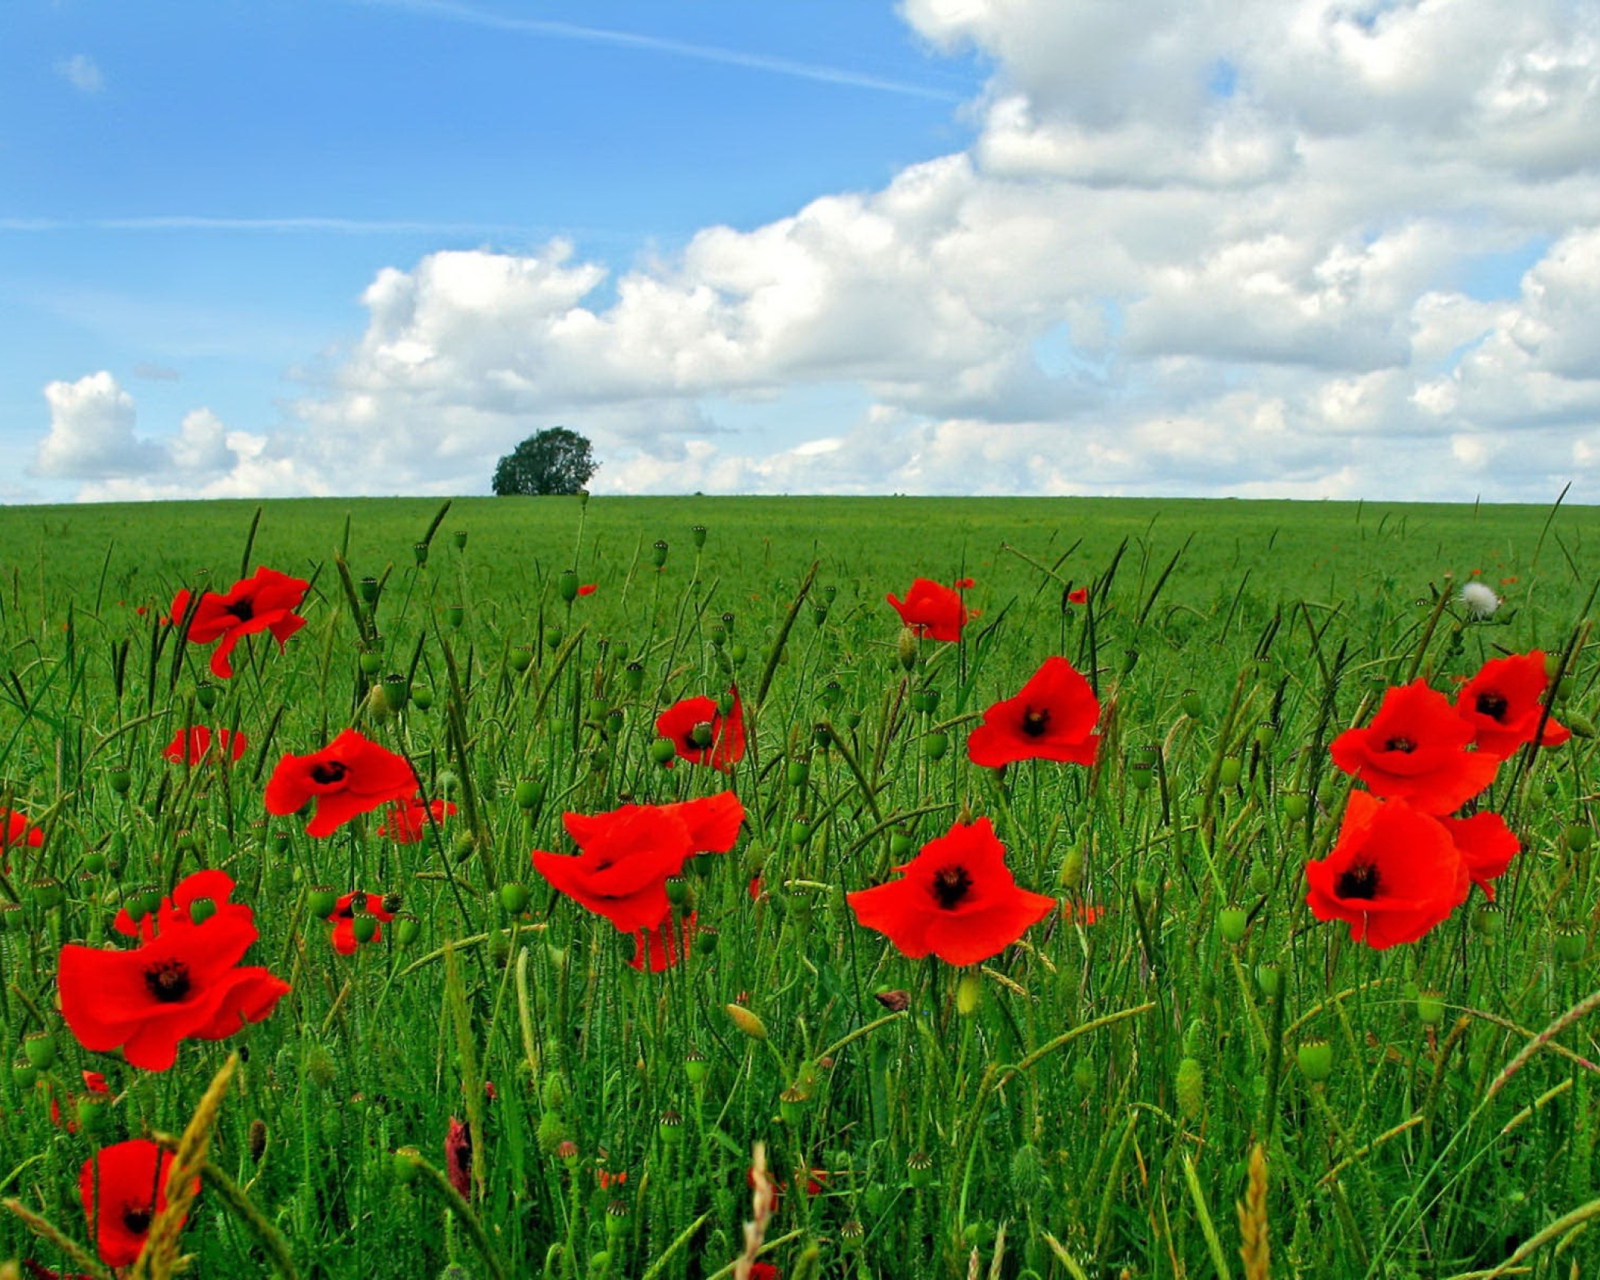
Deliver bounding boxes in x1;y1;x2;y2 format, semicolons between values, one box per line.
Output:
492;427;599;496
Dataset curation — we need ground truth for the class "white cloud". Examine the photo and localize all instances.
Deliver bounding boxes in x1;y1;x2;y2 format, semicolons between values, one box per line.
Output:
54;54;104;94
38;0;1600;501
34;372;160;478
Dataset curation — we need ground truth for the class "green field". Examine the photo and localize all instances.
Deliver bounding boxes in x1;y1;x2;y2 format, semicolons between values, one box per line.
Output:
3;493;1600;1280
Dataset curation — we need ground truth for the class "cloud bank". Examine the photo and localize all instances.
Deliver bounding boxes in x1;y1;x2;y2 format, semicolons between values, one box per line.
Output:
37;0;1600;501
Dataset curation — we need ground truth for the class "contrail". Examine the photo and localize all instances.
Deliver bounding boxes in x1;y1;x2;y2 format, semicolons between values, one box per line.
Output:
356;0;963;102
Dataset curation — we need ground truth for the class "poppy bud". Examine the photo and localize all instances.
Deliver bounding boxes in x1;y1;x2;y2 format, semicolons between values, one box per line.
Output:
196;682;219;710
515;779;543;809
1180;689;1203;718
1283;793;1309;821
559;570;579;603
1218;906;1248;945
12;1058;37;1089
394;913;421;946
898;627;919;671
731;642;748;665
1219;757;1242;787
726;1004;768;1040
1058;842;1085;891
381;673;409;712
651;540;669;569
956;971;983;1017
890;831;915;860
685;1047;709;1084
188;896;218;925
249;1118;268;1163
650;738;677;767
1567;713;1596;739
922;732;948;761
308;885;339;917
412;685;434;710
1249;862;1272;895
509;646;533;673
446;606;465;629
1176;1056;1205;1120
500;882;532;914
23;1031;55;1070
1554;924;1586;964
360;650;383;676
659;1109;685;1144
110;765;131;794
546;626;563;650
907;1151;934;1188
1297;1038;1334;1083
1416;991;1446;1025
453;530;468;551
1566;825;1592;853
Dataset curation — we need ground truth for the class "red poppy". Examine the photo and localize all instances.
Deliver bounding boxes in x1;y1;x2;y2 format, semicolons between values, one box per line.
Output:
114;868;253;942
749;1266;779;1280
1068;586;1088;605
629;912;697;972
846;817;1057;966
655;688;746;771
887;578;967;642
446;1116;472;1200
1;808;44;861
162;726;248;765
967;655;1100;769
1455;651;1570;761
80;1138;199;1267
1439;811;1521;899
327;891;396;955
1329;680;1499;814
170;566;309;680
59;909;289;1071
563;791;745;858
954;577;976;590
48;1070;111;1134
377;795;457;843
1305;792;1470;949
577;583;597;596
534;809;693;934
264;729;418;837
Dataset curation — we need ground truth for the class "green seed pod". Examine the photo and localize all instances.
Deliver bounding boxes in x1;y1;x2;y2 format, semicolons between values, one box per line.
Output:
394;1146;422;1184
1180;689;1203;718
786;759;810;787
83;850;106;875
411;685;434;710
411;541;429;567
651;539;668;568
605;1199;631;1236
1219;757;1242;787
664;876;691;908
445;606;465;629
350;912;378;945
1297;1038;1334;1083
188;896;217;925
559;569;579;603
692;524;707;548
514;779;543;809
359;650;383;676
195;683;218;710
779;1085;807;1125
509;646;533;673
1256;963;1280;997
649;737;677;766
29;878;62;910
1218;906;1248;945
308;886;339;918
890;831;915;860
453;530;468;551
789;818;812;846
922;731;948;761
500;882;532;914
1554;923;1586;964
685;1047;709;1085
109;766;132;795
75;1092;109;1136
1175;1056;1205;1121
1255;721;1277;748
545;626;563;650
659;1109;685;1144
1416;991;1446;1025
394;913;421;946
381;674;409;712
907;1151;934;1189
1566;825;1592;853
359;576;380;604
23;1032;56;1070
12;1058;38;1090
1283;793;1309;821
1474;902;1504;939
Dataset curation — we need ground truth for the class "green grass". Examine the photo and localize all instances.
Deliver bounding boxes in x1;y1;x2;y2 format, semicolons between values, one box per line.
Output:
2;492;1599;1280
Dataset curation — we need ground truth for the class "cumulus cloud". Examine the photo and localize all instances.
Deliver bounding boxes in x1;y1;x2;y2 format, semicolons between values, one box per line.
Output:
39;0;1600;500
35;372;161;478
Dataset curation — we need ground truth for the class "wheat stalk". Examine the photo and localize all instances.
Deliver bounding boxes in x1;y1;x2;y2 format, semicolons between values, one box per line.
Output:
1237;1142;1270;1280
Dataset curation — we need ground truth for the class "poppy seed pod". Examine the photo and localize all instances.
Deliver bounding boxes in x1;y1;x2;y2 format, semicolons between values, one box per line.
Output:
1180;689;1203;718
908;1151;935;1188
1283;793;1309;820
1297;1038;1334;1082
651;540;669;569
412;685;434;710
922;731;948;760
452;530;467;550
692;524;707;548
559;570;579;603
359;576;380;605
308;885;339;917
394;913;421;946
446;606;465;629
515;779;543;809
1219;757;1243;787
685;1047;709;1084
359;650;383;676
110;766;132;795
12;1057;37;1089
1555;924;1586;964
659;1109;685;1144
23;1031;56;1069
196;682;218;710
381;673;408;713
1218;906;1248;945
1416;991;1446;1025
412;541;429;566
509;647;533;673
649;738;677;767
500;882;532;914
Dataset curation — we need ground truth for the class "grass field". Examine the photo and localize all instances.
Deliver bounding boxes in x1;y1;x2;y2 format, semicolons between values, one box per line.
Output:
2;492;1600;1280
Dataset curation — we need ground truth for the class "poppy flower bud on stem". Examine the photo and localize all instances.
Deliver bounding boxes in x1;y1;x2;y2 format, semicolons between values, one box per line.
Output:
652;540;668;569
727;1004;768;1040
412;541;429;567
956;971;983;1017
898;627;919;672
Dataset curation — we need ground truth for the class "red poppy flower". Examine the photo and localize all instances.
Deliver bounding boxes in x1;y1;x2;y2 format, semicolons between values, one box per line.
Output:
114;868;253;942
887;578;967;642
629;912;697;972
749;1266;779;1280
1067;586;1088;605
327;891;395;955
1329;680;1499;814
1;808;44;861
1305;792;1470;949
80;1138;199;1268
59;909;290;1071
563;791;745;858
655;688;746;771
163;726;248;765
577;583;597;596
264;729;418;837
967;656;1100;769
1455;651;1570;761
534;809;694;934
846;817;1057;965
170;566;309;680
377;795;457;843
1439;810;1521;899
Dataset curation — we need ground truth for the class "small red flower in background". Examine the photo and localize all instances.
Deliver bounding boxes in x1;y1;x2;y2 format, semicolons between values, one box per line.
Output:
48;1069;111;1133
377;795;457;843
163;726;248;766
887;578;967;642
1439;811;1521;899
1329;680;1498;814
445;1116;472;1200
1;809;44;862
967;656;1101;770
847;818;1057;966
655;688;746;771
749;1262;779;1280
327;891;395;955
170;566;309;680
535;792;745;934
577;583;597;596
1067;586;1088;605
629;913;697;972
59;893;290;1070
113;868;252;942
264;729;418;837
954;577;976;590
1455;651;1569;761
81;1138;199;1267
1305;792;1469;949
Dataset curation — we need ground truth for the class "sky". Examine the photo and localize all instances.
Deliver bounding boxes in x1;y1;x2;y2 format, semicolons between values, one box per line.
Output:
4;0;1600;504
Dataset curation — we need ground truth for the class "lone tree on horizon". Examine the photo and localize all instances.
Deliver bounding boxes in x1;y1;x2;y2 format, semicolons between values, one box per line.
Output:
492;427;599;496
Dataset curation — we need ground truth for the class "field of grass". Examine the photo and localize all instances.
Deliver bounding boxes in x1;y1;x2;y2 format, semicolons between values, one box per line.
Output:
2;492;1600;1279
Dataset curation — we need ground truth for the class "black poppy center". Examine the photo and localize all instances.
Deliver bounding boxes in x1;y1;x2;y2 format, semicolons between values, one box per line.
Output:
1475;691;1510;723
335;899;357;919
1383;736;1416;754
310;761;348;786
122;1205;153;1235
1335;862;1381;901
1021;707;1050;738
931;864;973;910
223;598;255;623
144;959;193;1003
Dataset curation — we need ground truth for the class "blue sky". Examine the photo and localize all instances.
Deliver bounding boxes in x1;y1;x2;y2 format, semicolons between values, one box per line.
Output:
6;0;1600;503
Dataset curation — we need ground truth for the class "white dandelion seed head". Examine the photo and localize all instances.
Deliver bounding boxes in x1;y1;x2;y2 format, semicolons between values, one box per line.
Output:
1458;581;1501;620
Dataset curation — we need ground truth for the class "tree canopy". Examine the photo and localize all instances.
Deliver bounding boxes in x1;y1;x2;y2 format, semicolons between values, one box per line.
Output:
491;427;598;496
